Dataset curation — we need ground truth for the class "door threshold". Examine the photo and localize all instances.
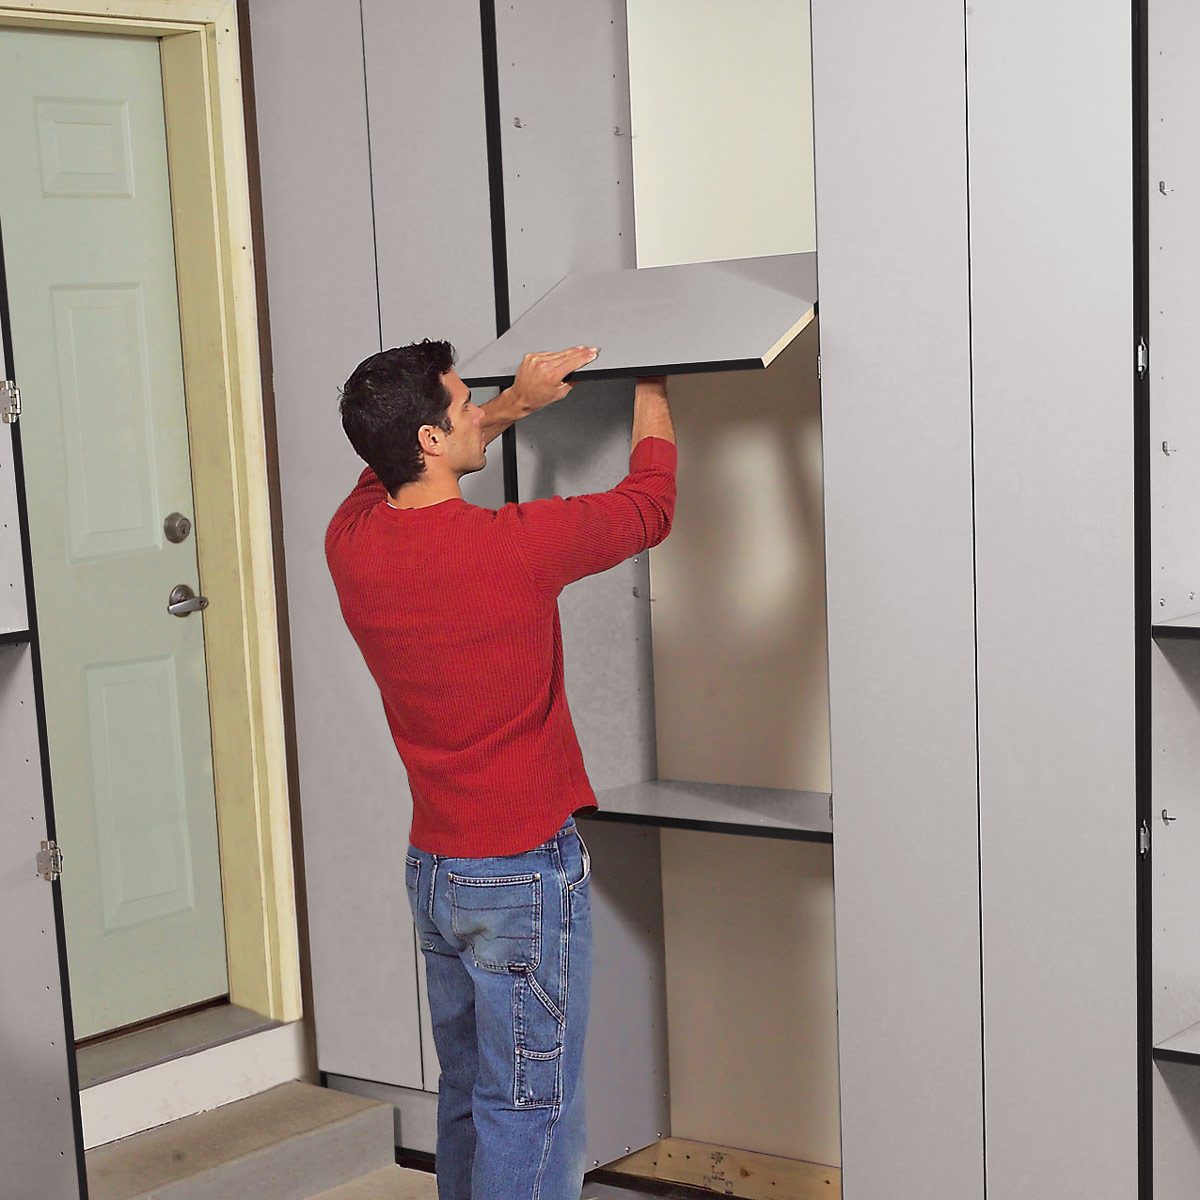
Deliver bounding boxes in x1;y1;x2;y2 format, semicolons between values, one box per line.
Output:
76;1002;281;1089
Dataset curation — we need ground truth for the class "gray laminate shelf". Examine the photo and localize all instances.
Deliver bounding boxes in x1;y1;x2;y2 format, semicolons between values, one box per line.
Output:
1153;1021;1200;1065
1153;612;1200;639
457;253;817;387
590;778;832;842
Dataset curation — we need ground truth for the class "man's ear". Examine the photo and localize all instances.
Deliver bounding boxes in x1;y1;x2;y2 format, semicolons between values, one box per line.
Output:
417;424;442;458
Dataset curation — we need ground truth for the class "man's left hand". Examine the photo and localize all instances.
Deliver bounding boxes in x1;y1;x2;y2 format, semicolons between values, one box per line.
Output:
511;346;599;414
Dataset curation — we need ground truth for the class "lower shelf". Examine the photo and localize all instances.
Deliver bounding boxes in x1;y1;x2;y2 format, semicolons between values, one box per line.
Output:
1154;1021;1200;1065
0;627;32;647
591;779;832;842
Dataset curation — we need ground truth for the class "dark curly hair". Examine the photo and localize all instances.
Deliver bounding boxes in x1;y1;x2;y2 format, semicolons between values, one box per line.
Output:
338;339;457;492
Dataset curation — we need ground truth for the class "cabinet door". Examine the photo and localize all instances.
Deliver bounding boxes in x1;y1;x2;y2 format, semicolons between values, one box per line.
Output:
0;236;85;1200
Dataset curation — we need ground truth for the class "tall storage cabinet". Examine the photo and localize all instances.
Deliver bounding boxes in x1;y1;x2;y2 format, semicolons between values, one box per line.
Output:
1148;1;1200;1193
248;1;1144;1196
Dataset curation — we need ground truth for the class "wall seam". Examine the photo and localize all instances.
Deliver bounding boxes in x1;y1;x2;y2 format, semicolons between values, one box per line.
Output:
357;0;383;353
961;2;988;1196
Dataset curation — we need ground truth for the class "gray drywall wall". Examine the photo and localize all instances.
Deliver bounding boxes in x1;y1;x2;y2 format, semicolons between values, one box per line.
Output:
248;0;422;1088
0;643;82;1199
810;3;984;1197
967;4;1138;1195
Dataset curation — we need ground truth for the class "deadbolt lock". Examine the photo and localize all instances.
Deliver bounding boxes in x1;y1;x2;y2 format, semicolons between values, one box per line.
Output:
164;512;193;543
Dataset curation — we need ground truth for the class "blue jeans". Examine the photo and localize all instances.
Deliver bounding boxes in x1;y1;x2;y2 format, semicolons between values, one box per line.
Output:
405;816;593;1200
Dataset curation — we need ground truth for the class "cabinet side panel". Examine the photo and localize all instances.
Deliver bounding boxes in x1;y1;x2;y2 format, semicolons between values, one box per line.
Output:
495;2;655;795
248;0;420;1087
1152;641;1200;1047
1155;1063;1200;1199
0;645;83;1197
1150;0;1200;619
967;4;1138;1196
810;3;984;1198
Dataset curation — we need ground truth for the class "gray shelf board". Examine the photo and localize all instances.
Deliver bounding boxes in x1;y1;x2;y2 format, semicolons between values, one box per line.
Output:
1154;1020;1200;1065
0;628;31;646
593;777;832;839
458;253;817;387
1153;612;1200;639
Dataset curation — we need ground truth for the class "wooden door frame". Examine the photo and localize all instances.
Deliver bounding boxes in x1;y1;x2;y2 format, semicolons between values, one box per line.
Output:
0;0;301;1024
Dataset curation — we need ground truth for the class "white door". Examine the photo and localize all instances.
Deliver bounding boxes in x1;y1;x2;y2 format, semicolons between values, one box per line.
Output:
0;26;229;1039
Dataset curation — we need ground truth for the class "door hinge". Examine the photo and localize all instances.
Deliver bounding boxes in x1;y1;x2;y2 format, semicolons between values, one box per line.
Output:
828;794;834;824
1139;820;1150;857
37;839;63;882
1;380;20;425
1137;339;1149;379
817;353;822;380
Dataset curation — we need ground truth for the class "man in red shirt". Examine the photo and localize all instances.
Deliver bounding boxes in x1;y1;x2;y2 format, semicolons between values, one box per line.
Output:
326;339;676;1199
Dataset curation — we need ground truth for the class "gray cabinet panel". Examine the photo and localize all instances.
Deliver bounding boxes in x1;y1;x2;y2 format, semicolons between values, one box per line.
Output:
1151;640;1200;1050
0;644;83;1199
967;4;1138;1196
362;0;496;367
495;3;670;1170
248;0;422;1088
1154;1064;1200;1200
496;1;656;800
0;426;27;635
1151;0;1200;622
361;0;504;516
458;253;817;387
810;3;984;1198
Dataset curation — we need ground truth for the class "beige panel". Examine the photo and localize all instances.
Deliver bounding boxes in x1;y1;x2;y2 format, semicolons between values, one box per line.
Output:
660;829;839;1166
626;0;815;267
649;323;829;793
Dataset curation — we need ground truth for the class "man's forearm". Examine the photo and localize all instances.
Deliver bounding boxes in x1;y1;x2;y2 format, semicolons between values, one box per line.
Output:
480;386;532;446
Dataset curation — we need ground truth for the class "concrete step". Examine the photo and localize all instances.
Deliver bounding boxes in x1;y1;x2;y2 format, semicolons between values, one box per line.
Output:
86;1080;396;1200
311;1165;437;1199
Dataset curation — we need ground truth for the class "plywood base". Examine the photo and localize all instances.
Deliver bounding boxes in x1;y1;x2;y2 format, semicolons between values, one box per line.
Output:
605;1138;841;1200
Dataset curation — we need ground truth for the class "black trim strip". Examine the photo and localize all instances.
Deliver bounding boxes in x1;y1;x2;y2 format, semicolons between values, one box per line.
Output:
0;628;32;646
478;0;518;505
396;1147;437;1173
0;220;91;1198
1134;0;1152;1193
582;809;833;846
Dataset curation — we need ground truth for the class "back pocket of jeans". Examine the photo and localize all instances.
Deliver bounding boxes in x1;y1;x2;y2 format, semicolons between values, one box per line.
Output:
448;872;541;972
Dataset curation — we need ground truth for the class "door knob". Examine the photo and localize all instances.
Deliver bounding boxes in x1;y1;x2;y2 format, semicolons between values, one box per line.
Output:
168;584;209;618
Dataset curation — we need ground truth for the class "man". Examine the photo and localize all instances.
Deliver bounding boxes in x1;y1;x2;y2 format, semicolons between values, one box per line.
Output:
325;337;677;1200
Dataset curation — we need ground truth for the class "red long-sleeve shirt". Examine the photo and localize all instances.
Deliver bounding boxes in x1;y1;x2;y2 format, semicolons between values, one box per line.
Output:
325;435;677;856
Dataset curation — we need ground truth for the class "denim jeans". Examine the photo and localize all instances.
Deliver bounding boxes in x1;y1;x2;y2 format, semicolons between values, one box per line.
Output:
404;816;593;1200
